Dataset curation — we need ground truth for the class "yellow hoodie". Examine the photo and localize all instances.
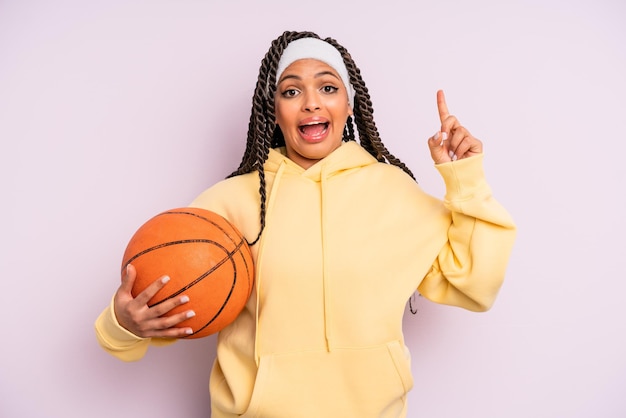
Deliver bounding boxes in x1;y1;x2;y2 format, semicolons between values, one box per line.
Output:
95;141;516;417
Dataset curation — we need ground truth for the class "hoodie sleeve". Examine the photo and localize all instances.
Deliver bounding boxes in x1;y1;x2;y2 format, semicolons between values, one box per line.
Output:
94;175;257;362
417;154;516;311
95;298;176;362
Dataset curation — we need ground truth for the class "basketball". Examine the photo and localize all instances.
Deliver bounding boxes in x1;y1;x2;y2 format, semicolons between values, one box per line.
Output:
121;207;254;339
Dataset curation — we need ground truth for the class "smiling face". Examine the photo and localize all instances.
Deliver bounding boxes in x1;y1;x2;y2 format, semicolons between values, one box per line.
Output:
275;59;353;169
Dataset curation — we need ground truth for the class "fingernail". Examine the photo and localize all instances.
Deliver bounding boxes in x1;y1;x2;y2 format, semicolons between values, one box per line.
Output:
436;131;448;146
161;275;170;284
434;131;440;141
186;310;196;318
180;295;190;303
185;328;193;335
449;150;455;158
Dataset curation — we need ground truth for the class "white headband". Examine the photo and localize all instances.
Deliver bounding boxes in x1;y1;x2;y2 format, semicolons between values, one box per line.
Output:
275;37;355;109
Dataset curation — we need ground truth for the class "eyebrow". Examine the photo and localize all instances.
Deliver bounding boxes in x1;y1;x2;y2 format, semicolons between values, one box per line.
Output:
278;70;341;85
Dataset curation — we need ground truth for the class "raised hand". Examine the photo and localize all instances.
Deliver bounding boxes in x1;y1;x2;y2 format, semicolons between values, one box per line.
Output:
427;90;483;164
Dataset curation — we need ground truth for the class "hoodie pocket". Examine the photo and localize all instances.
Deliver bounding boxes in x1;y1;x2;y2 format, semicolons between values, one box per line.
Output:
386;340;414;393
241;341;414;418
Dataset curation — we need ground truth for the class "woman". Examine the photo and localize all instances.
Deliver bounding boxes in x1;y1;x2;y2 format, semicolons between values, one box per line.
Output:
96;30;516;417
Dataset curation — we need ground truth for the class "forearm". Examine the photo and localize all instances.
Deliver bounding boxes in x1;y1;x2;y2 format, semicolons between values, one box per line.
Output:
418;155;517;311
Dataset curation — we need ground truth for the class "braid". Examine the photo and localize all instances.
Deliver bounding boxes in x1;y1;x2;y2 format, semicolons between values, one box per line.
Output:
324;37;416;180
227;31;416;245
228;31;321;245
343;115;355;142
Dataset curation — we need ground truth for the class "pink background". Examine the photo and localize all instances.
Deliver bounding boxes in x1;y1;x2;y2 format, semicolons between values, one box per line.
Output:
1;0;625;417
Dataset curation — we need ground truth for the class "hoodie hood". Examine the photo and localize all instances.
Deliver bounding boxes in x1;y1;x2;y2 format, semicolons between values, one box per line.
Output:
264;140;378;182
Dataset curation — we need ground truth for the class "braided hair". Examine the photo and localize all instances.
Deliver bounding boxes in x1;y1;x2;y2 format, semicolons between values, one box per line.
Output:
228;31;415;246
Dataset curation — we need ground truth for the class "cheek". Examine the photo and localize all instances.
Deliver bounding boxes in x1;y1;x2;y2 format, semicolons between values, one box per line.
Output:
274;104;290;128
327;97;351;118
274;96;294;114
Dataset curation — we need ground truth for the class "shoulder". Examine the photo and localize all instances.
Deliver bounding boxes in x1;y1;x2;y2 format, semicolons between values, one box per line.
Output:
190;173;259;220
189;173;262;242
356;160;421;191
192;173;257;204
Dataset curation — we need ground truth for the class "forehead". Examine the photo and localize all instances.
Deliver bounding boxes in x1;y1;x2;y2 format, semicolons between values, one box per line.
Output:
279;59;340;80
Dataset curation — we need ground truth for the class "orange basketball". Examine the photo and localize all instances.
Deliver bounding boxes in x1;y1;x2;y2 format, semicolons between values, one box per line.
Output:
121;207;254;339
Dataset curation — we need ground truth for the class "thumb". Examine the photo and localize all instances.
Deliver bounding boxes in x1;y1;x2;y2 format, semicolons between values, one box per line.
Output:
427;131;451;164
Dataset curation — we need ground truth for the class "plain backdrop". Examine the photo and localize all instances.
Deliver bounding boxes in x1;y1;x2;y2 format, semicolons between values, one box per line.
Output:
1;0;625;417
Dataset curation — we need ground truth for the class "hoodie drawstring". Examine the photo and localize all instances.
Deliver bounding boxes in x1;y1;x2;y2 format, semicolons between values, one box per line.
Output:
253;161;287;366
320;164;332;351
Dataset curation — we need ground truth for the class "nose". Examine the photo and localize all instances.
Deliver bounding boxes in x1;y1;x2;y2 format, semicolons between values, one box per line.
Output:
302;91;321;112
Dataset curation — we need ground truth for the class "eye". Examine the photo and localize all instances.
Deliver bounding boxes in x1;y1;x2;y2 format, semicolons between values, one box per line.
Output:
281;89;299;98
321;85;339;94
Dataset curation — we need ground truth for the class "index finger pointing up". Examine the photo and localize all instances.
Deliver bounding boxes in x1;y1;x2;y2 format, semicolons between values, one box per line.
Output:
437;89;450;123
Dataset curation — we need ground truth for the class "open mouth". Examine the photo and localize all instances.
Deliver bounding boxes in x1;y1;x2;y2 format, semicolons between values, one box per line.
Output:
299;122;329;137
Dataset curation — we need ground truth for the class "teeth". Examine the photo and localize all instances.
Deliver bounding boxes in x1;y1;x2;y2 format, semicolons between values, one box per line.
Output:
299;122;328;135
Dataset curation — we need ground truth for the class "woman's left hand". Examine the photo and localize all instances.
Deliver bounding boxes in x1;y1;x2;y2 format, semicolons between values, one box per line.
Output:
427;90;483;164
